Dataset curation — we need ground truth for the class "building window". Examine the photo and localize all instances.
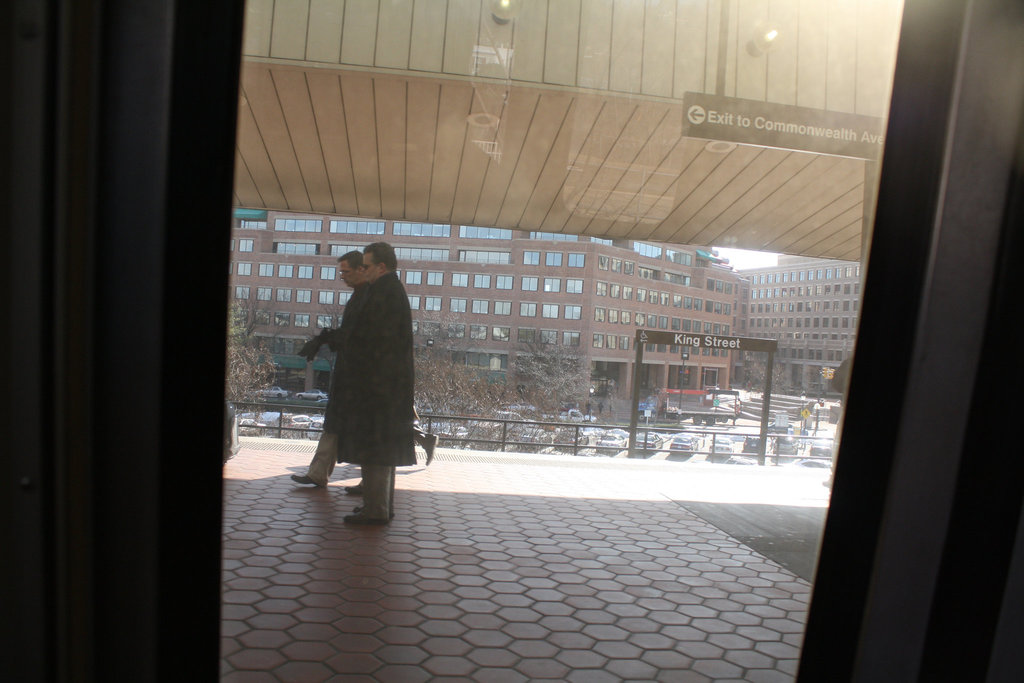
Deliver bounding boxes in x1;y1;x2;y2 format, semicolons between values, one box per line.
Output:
472;300;489;314
542;304;558;318
278;264;293;278
339;291;352;306
276;218;322;232
596;282;608;296
593;334;605;348
568;253;585;267
494;301;511;315
543;278;561;293
296;289;311;303
275;312;290;326
405;271;422;285
470;324;487;340
317;315;332;328
451;298;467;313
635;312;646;326
521;277;538;291
609;309;619;323
259;263;274;277
607;335;618;350
563;331;580;346
492;326;510;342
254;311;270;325
566;279;583;294
425;271;443;286
294;313;310;327
397;247;449;261
545;252;563;267
598;255;609;270
256;287;272;301
518;328;536;343
474;274;491;288
530;231;579;241
594;307;606;322
622;311;631;324
237;263;252;276
318;291;334;305
275;242;318;255
633;242;662;258
408;295;420;310
523;251;540;265
520;302;537;317
329;219;385;234
276;288;291;302
424;296;442;311
565;305;582;320
238;239;254;252
296;265;312;279
234;286;249;299
637;288;647;303
452;273;468;287
459;250;510;264
320;266;336;280
393;222;450;237
539;330;557;344
447;323;465;338
460;226;513;239
496;275;513;290
238;219;267;230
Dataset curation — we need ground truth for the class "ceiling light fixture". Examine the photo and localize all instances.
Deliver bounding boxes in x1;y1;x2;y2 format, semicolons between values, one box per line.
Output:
490;0;521;24
746;20;782;57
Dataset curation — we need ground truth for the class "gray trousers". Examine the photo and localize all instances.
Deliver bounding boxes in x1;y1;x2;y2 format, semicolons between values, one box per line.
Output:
359;464;395;519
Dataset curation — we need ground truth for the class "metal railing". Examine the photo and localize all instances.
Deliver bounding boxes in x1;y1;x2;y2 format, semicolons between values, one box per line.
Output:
233;401;836;466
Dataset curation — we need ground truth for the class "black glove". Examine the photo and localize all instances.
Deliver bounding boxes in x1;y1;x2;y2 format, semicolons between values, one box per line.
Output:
298;338;320;361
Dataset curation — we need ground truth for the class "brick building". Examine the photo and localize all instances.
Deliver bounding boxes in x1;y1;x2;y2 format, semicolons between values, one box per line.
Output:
228;210;746;404
738;255;862;395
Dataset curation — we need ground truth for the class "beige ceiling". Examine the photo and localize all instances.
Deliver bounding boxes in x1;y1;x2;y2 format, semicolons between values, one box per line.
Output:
234;61;872;262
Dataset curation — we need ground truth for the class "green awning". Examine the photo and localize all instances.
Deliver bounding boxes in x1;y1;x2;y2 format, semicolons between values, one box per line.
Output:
273;355;306;369
272;354;332;372
233;208;268;219
696;249;723;261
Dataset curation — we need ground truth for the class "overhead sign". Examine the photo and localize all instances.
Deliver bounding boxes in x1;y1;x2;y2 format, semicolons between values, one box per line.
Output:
635;329;777;352
682;92;885;160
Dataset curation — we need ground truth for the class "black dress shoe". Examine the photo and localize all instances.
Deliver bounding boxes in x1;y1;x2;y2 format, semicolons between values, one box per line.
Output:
344;484;363;495
344;512;389;525
423;433;439;466
291;474;321;486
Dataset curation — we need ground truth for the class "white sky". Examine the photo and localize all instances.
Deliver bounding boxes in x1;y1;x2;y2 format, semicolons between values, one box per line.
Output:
713;247;779;271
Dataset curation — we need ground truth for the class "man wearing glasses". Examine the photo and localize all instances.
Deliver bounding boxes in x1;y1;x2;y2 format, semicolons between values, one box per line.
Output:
336;242;418;524
291;251;369;487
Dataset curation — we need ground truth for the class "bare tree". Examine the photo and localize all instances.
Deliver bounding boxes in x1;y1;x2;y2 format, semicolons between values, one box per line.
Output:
742;353;787;393
225;302;276;402
510;339;589;415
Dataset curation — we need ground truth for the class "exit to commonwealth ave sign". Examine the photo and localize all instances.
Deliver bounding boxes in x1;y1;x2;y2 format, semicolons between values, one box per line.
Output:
635;329;778;353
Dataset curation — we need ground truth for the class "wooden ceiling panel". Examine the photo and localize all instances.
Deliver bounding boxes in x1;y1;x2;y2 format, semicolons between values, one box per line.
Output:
338;74;381;218
471;89;542;227
521;96;605;232
273;69;333;213
427;81;474;222
493;92;573;230
373;78;409;219
233;62;879;260
241;67;310;210
404;81;441;221
306;71;358;216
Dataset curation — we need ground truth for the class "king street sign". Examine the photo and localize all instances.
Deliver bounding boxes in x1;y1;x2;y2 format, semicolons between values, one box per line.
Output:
682;92;885;160
635;329;778;353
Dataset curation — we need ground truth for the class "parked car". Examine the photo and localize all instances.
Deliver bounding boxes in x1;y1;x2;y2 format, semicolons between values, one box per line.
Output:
597;428;629;449
560;408;596;422
809;438;834;459
294;389;328;401
256;386;289;399
707;436;736;464
667;433;697;462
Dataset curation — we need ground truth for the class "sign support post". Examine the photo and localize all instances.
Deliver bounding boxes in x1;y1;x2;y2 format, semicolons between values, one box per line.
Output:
628;331;646;459
758;350;775;466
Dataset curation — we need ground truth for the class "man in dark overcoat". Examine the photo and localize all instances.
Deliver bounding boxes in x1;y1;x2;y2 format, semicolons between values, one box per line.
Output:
290;251;369;487
338;242;417;524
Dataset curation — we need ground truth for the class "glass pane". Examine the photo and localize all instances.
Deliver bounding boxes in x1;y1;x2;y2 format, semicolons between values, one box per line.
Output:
224;0;904;679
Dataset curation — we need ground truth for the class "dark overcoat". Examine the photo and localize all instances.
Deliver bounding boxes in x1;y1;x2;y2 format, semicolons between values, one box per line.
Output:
336;271;417;466
321;284;368;435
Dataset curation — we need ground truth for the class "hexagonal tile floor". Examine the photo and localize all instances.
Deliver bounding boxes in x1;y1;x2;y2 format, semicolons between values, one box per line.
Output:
222;441;829;681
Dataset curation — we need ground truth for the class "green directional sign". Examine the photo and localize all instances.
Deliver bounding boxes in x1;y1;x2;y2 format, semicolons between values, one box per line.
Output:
634;329;778;353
